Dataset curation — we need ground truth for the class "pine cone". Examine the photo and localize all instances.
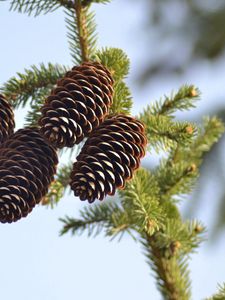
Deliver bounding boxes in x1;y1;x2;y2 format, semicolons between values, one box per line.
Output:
0;128;58;223
0;94;15;143
39;62;114;149
70;114;147;203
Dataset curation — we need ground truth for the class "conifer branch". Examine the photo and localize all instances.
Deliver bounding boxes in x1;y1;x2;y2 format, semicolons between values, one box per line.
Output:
189;117;225;162
139;113;196;152
169;117;225;167
152;219;206;256
156;161;198;201
110;81;132;115
94;48;130;81
137;183;205;300
119;170;204;300
119;169;165;236
147;85;200;117
2;1;224;297
143;233;191;300
206;284;225;300
1;63;68;108
65;1;97;64
94;48;132;114
141;217;204;300
60;202;132;238
74;0;89;61
154;117;224;203
60;214;108;236
4;0;74;16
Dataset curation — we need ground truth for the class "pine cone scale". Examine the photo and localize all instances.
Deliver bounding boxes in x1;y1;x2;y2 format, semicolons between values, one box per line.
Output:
0;94;15;144
39;62;114;148
70;114;147;202
0;128;58;223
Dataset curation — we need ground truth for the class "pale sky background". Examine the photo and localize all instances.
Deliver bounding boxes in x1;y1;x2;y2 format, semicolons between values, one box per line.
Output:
1;1;225;299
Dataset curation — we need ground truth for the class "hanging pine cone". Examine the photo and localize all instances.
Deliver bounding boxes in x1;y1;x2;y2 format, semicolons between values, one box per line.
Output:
70;114;147;203
0;128;58;223
0;94;15;144
39;62;114;149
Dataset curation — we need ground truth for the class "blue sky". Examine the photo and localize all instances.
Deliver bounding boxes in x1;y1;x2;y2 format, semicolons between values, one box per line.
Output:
1;1;225;299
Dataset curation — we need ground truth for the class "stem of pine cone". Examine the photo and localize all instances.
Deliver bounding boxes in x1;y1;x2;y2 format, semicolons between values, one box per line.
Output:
145;233;190;300
75;0;89;62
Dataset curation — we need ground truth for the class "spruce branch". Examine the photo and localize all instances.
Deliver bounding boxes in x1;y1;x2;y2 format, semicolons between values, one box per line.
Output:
94;48;132;114
154;116;224;203
119;169;165;236
93;48;130;81
60;214;107;236
110;81;132;115
65;1;97;64
153;219;206;257
206;284;225;300
139;203;205;300
169;116;225;167
143;233;191;300
156;160;198;202
190;117;225;161
74;0;90;62
139;112;196;152
60;202;132;238
148;85;200;117
1;0;222;295
1;63;68;108
3;0;74;16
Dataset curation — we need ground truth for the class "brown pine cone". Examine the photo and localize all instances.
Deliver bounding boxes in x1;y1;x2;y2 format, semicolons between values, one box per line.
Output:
70;114;147;203
39;62;114;149
0;94;15;143
0;128;58;223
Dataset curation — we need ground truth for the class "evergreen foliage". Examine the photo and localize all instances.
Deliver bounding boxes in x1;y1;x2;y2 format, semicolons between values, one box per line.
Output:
60;202;131;239
207;284;225;300
1;63;68;108
110;81;132;115
94;48;132;114
1;0;74;16
144;85;200;117
65;3;97;64
1;0;225;299
94;48;130;81
140;114;197;152
142;235;192;300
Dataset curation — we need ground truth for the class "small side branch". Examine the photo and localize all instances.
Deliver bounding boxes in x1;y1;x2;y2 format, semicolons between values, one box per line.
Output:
1;63;68;108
